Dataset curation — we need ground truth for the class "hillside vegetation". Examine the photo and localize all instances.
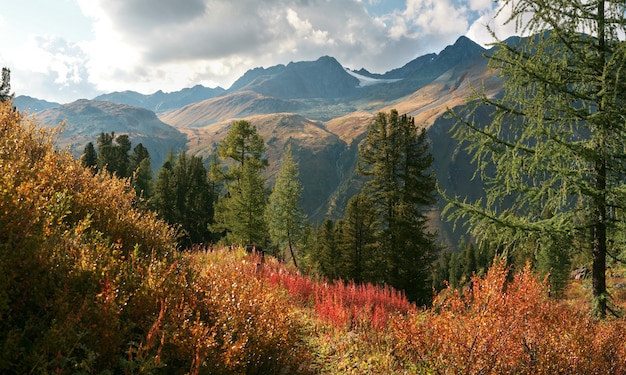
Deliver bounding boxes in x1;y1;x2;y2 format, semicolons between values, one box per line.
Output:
3;99;626;373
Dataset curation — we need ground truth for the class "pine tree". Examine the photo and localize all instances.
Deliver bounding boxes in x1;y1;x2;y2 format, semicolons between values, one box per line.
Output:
80;142;98;171
217;119;268;182
96;132;131;177
181;154;213;246
152;154;177;225
128;143;150;175
212;120;268;246
443;0;626;317
213;161;268;246
336;192;379;283
358;109;439;304
133;158;153;199
315;219;340;279
265;146;306;267
97;132;116;174
129;143;152;198
115;134;131;177
152;151;214;248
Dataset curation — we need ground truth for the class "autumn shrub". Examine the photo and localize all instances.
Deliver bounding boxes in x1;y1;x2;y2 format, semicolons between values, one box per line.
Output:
264;260;417;374
265;262;414;331
391;260;626;374
165;248;314;375
0;102;179;372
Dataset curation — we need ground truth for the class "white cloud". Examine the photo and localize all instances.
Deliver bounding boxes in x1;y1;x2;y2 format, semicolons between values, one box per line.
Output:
468;0;492;12
7;0;524;102
286;8;334;47
465;2;532;47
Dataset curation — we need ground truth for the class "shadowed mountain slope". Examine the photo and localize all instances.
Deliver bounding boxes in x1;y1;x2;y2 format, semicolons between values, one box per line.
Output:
182;112;346;218
93;84;226;113
34;99;187;169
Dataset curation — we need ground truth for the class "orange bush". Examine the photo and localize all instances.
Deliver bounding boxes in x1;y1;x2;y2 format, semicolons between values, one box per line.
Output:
163;248;313;375
0;102;180;372
392;260;626;374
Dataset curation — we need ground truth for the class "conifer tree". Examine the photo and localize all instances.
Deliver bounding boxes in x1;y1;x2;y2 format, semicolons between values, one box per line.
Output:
180;153;213;245
152;154;176;224
213;161;268;245
358;109;439;304
212;120;268;246
217;119;268;181
315;219;340;279
152;151;214;248
115;134;131;177
96;132;131;177
443;0;626;317
265;146;306;267
336;192;379;283
133;158;153;199
128;143;150;174
129;143;152;198
80;142;98;171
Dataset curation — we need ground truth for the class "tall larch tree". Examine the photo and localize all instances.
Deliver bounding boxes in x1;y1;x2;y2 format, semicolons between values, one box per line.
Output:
443;0;626;317
213;161;268;246
217;119;268;181
265;145;306;267
212;120;268;246
358;109;439;304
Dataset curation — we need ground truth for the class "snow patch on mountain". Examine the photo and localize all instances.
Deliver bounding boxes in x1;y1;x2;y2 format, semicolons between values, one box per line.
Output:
344;69;401;87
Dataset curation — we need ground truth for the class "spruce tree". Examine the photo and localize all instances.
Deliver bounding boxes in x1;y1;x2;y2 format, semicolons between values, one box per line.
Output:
129;143;152;198
443;0;626;317
315;219;340;279
80;142;98;171
265;146;306;267
358;109;439;304
152;154;176;225
336;192;379;283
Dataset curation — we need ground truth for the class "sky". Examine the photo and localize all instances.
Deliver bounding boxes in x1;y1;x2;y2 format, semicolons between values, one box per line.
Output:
0;0;521;104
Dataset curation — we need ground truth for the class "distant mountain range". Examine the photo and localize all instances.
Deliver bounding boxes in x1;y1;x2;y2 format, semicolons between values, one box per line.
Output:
15;35;503;250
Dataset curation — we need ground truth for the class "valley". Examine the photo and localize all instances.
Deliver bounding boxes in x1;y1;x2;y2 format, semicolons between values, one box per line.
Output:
16;35;502;250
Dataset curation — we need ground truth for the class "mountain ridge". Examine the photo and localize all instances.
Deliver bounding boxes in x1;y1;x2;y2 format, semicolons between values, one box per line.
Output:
20;35;503;249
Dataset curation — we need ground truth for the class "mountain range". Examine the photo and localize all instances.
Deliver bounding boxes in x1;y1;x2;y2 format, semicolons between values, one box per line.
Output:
14;35;504;250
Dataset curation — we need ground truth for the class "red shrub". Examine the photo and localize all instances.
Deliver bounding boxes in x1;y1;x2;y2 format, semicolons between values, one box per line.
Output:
392;260;626;374
263;262;414;330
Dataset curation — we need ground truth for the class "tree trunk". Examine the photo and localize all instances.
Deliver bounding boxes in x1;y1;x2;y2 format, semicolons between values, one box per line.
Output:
287;231;298;269
592;159;607;318
592;0;607;318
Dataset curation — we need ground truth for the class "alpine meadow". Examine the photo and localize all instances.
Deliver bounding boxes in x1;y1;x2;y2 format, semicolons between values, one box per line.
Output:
4;0;626;373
